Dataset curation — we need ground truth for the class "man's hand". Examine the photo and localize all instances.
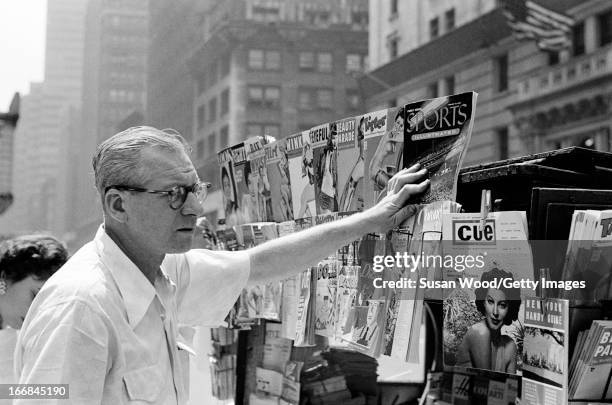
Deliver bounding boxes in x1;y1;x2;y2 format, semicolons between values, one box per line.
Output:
364;163;429;233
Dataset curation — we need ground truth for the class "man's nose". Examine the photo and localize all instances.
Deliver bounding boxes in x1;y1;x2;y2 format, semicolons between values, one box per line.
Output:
182;191;205;216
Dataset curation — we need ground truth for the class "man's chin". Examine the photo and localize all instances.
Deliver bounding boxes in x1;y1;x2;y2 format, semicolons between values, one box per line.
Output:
167;234;195;253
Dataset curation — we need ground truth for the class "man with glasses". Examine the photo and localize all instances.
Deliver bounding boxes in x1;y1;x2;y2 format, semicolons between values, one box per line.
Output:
15;126;429;404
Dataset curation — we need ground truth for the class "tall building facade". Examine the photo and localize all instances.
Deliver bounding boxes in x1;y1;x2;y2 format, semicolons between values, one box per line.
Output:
147;0;211;142
368;0;497;70
0;0;88;237
362;0;611;166
68;0;149;251
188;0;368;219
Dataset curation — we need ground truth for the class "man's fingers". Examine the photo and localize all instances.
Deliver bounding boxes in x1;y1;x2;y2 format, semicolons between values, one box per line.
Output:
404;163;421;173
388;169;428;195
395;179;430;206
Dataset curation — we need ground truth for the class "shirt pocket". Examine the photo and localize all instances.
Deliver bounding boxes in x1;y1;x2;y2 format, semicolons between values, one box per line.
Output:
123;364;163;403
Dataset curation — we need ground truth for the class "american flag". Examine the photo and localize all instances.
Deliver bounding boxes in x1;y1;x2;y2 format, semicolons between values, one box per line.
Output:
501;0;574;52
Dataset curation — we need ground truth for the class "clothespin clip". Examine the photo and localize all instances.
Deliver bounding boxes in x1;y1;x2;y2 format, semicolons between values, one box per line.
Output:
479;189;491;232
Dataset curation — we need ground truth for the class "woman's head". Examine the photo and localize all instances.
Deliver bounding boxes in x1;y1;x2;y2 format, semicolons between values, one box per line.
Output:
393;107;405;135
0;234;68;329
475;268;520;328
221;166;235;203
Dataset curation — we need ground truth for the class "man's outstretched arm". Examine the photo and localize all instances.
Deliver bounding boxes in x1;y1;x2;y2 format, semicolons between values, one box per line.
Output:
247;164;428;285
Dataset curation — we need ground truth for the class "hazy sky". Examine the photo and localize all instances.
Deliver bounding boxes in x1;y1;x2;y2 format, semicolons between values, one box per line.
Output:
0;1;47;110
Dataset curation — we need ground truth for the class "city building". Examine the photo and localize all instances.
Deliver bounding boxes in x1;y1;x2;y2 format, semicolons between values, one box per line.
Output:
147;0;211;142
361;0;610;166
0;0;88;237
68;0;149;250
368;0;497;70
188;0;368;220
0;94;20;220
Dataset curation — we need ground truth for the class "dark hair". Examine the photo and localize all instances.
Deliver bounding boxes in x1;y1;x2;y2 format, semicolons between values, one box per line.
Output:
0;234;68;283
475;267;521;325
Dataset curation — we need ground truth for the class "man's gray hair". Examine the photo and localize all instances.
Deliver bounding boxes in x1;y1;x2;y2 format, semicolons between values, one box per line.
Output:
92;126;191;197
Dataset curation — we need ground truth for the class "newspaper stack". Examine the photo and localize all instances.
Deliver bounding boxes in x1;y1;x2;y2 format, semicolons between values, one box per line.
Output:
561;209;612;301
569;319;612;400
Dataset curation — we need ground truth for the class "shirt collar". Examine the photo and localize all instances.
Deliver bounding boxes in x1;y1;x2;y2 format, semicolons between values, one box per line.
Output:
94;225;160;329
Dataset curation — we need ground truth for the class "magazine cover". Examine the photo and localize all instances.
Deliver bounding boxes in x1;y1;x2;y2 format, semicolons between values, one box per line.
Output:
562;210;612;301
309;123;337;214
403;91;478;203
442;211;532;375
341;233;389;357
366;106;405;205
218;147;239;226
313;213;338;337
246;136;271;222
294;268;316;347
521;298;569;405
570;320;612;400
278;220;298;340
360;108;389;209
287;131;316;219
230;142;252;225
335;117;364;213
265;139;294;222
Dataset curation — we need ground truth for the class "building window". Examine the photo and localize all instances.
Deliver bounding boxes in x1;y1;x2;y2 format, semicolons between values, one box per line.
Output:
427;82;438;98
221;88;229;116
249;49;280;70
548;51;560;66
346;54;362;73
248;86;263;105
445;75;455;95
248;49;264;69
264;86;280;108
252;4;280;22
389;37;398;59
208;97;217;123
497;127;509;160
573;21;585;56
248;85;280;109
299;52;315;70
430;17;439;39
445;9;455;32
495;54;509;92
208;132;216;155
317;52;333;73
197;105;205;129
220;125;229;148
599;10;612;46
317;89;333;109
390;0;398;16
196;139;205;158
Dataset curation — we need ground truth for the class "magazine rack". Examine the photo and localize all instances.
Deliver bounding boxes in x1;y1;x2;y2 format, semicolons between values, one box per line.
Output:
229;147;612;404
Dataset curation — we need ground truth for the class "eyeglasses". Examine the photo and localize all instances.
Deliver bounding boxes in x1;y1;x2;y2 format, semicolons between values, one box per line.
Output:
105;181;212;210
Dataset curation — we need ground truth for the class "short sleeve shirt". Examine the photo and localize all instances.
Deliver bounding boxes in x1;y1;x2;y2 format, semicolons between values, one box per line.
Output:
14;225;250;404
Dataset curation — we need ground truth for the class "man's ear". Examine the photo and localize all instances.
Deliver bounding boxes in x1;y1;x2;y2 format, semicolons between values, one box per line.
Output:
104;189;129;223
